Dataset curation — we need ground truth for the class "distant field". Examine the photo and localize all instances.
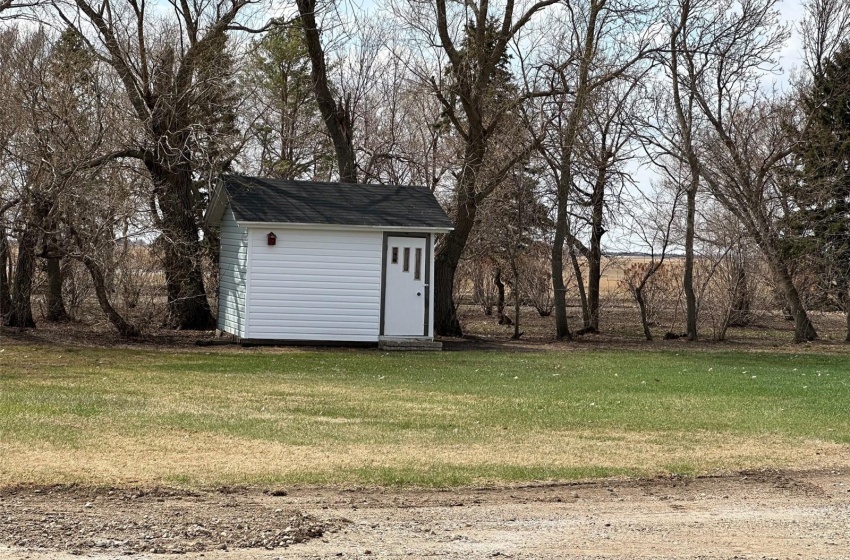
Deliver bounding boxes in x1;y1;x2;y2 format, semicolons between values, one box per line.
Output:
1;344;848;487
597;255;664;295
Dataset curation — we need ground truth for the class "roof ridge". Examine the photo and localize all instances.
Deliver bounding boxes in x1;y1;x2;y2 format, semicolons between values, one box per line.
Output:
223;174;430;191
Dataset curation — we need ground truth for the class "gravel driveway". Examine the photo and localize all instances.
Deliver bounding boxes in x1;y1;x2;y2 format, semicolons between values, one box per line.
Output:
1;469;848;559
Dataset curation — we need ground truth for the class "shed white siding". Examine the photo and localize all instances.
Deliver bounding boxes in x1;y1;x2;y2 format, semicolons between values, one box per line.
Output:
217;208;248;337
245;228;383;341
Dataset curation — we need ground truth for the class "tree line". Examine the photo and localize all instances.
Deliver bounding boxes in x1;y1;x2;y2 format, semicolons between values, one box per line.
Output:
1;0;848;343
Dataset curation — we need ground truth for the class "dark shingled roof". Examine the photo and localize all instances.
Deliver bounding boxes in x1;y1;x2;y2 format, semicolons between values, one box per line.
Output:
220;175;453;230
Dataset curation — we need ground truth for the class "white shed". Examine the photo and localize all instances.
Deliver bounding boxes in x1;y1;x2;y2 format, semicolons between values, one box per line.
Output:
205;175;453;346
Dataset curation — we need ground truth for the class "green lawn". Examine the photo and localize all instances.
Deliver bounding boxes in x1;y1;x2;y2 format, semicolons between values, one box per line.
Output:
1;344;848;487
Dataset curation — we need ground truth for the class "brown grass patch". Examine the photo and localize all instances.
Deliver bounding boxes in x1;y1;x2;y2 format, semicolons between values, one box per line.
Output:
2;429;846;487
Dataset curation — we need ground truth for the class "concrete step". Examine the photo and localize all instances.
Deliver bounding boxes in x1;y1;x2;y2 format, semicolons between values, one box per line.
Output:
378;338;443;351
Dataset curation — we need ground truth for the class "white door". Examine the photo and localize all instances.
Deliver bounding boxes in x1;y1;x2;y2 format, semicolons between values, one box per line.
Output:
384;236;428;336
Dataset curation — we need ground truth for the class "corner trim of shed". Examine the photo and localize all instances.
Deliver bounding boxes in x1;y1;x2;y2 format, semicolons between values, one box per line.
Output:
205;179;229;228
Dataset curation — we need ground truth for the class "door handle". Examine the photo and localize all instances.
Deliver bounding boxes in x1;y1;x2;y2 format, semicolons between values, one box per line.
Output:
417;292;422;296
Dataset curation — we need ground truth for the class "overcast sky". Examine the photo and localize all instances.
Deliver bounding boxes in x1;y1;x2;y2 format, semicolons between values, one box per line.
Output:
777;0;808;87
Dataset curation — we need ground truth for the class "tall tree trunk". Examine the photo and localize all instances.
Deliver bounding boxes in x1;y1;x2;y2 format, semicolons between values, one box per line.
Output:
296;0;357;183
586;250;601;332
431;1;556;336
44;255;70;322
728;253;751;327
551;189;572;340
569;243;590;328
549;0;600;341
511;263;521;339
838;290;850;343
636;285;653;341
669;2;700;341
476;271;493;316
0;223;10;320
773;261;817;342
845;296;850;343
433;256;461;336
5;225;36;328
683;182;698;340
587;167;607;332
434;128;489;337
80;254;138;337
586;256;601;331
433;194;478;337
494;267;511;325
152;166;215;330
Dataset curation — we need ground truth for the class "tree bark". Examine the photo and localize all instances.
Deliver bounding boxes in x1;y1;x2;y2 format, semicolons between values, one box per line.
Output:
0;223;10;319
433;113;491;336
511;263;521;339
586;254;601;331
773;260;817;342
549;1;603;341
296;0;357;183
62;0;241;331
587;164;607;332
80;254;138;337
431;0;557;336
683;182;698;340
636;285;653;341
494;267;511;325
5;224;36;328
569;243;590;328
838;291;850;342
434;194;478;337
845;297;850;343
551;188;572;340
44;255;70;322
670;0;700;342
728;254;751;327
150;165;216;330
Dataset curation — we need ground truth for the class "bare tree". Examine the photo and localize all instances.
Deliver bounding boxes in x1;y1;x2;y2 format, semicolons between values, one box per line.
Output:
51;0;254;330
0;28;21;321
58;165;143;338
642;0;817;342
404;0;557;337
701;99;818;341
0;0;38;19
536;0;659;340
1;28;53;329
646;0;788;342
622;180;683;341
664;0;708;341
799;0;850;77
465;158;550;335
296;0;357;182
693;204;756;340
0;198;16;320
669;0;817;341
359;46;429;185
566;76;644;334
3;27;141;335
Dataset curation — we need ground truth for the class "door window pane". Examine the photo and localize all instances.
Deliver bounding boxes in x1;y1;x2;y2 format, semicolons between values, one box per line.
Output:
391;247;398;264
414;248;422;280
403;247;410;272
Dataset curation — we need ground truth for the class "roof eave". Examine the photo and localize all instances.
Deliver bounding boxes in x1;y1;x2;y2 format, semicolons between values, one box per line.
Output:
235;221;453;233
204;179;229;227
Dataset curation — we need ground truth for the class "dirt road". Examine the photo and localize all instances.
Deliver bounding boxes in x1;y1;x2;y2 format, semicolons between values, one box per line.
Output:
1;470;848;559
